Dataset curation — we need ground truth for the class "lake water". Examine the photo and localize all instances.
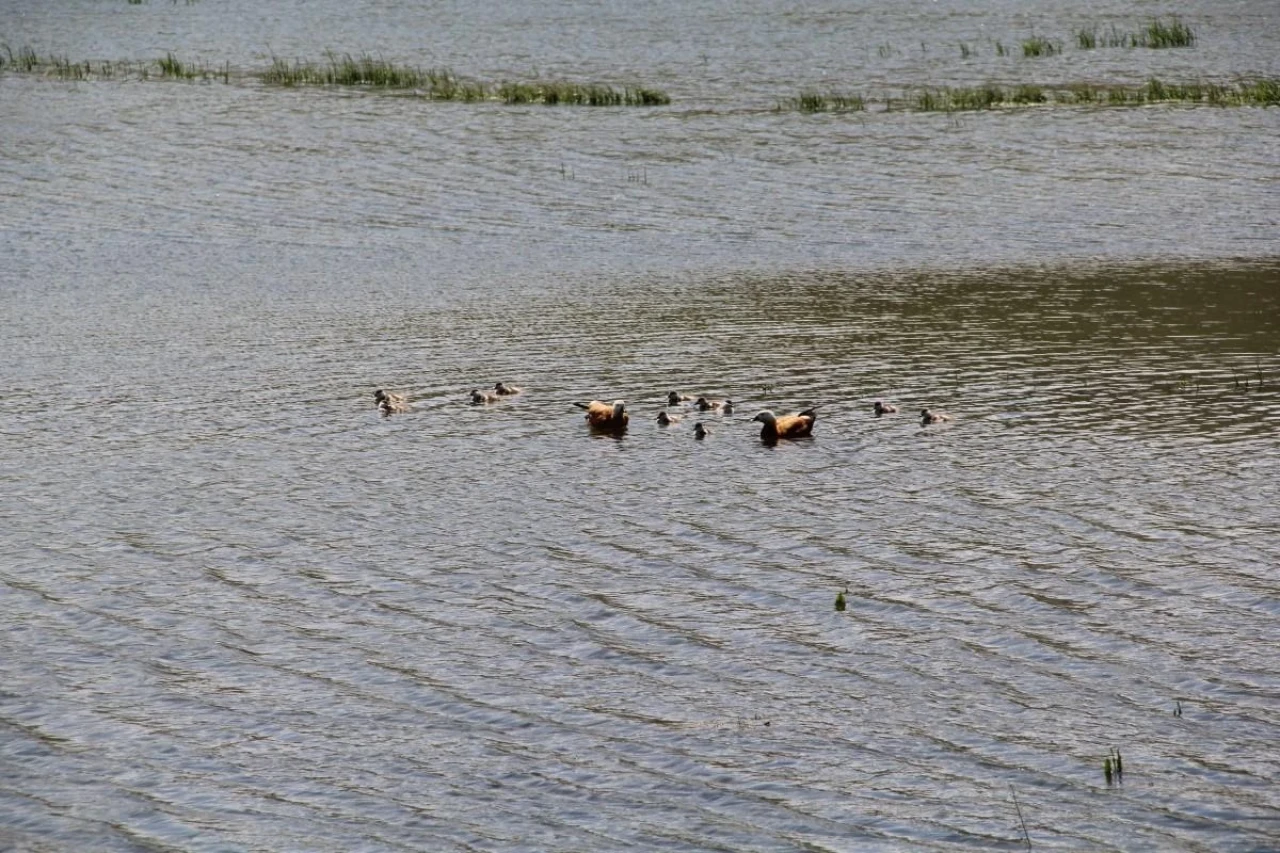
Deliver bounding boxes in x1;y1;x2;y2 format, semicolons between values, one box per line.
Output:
2;1;1278;851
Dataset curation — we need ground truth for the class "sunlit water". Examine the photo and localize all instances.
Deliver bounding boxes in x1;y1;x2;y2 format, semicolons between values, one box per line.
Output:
2;1;1279;851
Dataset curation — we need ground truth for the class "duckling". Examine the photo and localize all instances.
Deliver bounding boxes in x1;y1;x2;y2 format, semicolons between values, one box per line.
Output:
374;389;408;407
667;391;695;406
693;422;710;440
920;408;952;425
655;411;682;426
470;388;501;405
494;382;522;396
752;408;818;443
873;400;898;416
695;396;733;414
573;399;629;432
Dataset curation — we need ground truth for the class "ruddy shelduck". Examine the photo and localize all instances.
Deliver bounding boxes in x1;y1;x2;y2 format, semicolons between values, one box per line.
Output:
574;400;629;432
752;408;818;442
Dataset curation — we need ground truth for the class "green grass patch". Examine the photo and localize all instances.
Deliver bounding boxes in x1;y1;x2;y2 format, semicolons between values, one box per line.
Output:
260;52;668;105
1145;16;1195;48
906;77;1277;111
788;91;866;113
1076;18;1195;50
1022;36;1060;57
158;52;194;79
262;52;430;87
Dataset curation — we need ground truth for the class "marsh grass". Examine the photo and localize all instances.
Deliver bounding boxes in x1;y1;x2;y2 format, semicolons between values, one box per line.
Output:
1076;25;1138;49
1145;16;1195;48
261;53;668;105
158;52;194;79
0;45;226;82
263;52;431;87
915;78;1279;110
1076;17;1195;50
790;91;866;112
1022;36;1060;57
498;80;668;105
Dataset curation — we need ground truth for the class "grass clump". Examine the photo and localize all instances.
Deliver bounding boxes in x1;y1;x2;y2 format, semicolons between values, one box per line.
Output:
497;80;668;106
1076;18;1195;50
1022;36;1060;57
790;91;866;112
158;52;194;79
260;53;669;106
1144;16;1195;48
1067;77;1278;107
914;85;1013;111
1076;25;1138;49
262;53;430;88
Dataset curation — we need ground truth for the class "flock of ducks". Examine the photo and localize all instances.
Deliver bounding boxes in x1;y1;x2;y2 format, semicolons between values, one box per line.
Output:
375;384;952;443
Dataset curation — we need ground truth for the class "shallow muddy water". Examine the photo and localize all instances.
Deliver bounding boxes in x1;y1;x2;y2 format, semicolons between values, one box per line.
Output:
2;1;1279;851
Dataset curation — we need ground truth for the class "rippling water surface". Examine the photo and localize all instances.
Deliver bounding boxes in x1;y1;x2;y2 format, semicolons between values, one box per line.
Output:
2;0;1279;850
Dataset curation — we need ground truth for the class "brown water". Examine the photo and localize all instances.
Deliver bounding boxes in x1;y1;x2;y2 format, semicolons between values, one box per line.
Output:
2;1;1279;850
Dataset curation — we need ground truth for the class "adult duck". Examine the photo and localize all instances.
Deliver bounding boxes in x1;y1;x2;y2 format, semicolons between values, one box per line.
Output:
753;408;817;443
574;400;629;432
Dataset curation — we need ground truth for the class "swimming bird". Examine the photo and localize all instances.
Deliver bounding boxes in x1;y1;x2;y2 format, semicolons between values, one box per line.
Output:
494;382;522;396
873;400;898;416
379;398;411;416
920;408;952;425
752;408;818;442
375;389;408;407
574;400;629;432
656;411;682;426
695;396;733;414
470;388;501;405
693;422;710;440
667;391;695;406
